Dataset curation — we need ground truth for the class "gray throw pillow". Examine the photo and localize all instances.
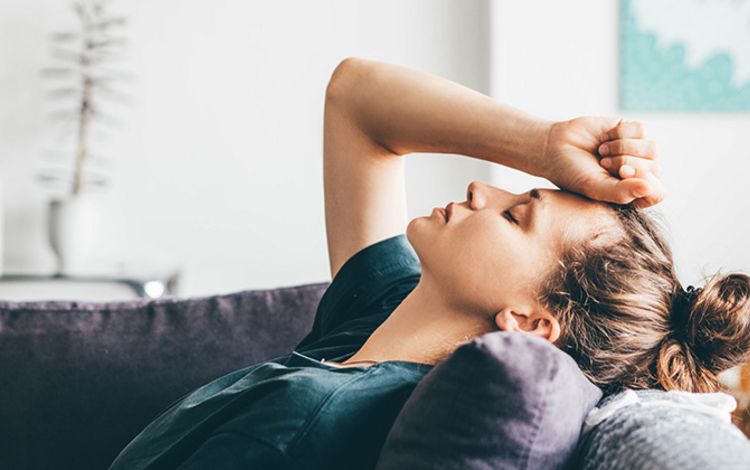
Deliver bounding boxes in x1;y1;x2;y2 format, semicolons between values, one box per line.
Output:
576;389;750;469
375;331;602;470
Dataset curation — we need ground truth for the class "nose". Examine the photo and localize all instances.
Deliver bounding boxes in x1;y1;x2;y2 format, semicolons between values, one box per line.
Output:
466;180;521;211
466;180;492;210
466;181;480;209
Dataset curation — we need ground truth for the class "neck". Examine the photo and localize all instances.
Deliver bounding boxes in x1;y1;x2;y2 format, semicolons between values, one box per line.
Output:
344;273;496;366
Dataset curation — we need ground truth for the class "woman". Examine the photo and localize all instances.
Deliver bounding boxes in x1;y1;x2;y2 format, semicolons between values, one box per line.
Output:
110;58;750;469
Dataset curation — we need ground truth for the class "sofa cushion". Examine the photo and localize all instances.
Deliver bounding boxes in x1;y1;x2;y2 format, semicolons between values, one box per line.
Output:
375;331;602;470
0;282;327;470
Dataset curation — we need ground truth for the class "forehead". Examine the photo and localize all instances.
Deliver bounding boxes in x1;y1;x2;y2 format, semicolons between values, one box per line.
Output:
539;189;618;246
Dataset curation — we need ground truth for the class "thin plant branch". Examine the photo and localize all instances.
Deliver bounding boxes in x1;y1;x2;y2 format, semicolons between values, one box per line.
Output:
42;0;128;196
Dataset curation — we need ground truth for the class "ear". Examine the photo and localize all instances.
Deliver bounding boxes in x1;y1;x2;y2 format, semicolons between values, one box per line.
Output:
494;307;560;343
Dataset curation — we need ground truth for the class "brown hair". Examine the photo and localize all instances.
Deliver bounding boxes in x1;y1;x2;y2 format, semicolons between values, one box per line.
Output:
541;205;750;394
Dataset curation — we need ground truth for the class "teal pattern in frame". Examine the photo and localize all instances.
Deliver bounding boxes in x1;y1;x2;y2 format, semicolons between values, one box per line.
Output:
620;0;750;112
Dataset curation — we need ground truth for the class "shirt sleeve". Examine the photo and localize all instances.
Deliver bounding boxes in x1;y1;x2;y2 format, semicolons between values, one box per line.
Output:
295;234;421;354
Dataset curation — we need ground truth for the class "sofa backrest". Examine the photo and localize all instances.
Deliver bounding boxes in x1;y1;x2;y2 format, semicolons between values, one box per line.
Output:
0;282;328;470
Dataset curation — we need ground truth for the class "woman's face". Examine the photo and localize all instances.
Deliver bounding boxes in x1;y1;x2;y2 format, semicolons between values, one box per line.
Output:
406;180;616;316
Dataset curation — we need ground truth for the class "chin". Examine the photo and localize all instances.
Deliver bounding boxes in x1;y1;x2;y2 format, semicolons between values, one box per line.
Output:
406;217;438;269
406;217;432;244
406;217;431;254
405;217;420;247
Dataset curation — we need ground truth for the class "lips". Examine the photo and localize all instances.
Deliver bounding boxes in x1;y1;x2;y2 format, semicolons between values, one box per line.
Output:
445;203;453;222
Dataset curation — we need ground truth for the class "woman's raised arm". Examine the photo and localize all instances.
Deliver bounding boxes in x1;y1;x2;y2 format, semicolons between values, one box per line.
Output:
323;58;663;278
328;58;552;173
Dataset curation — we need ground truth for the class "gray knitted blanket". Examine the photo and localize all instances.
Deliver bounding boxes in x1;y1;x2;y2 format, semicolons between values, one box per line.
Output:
575;389;750;469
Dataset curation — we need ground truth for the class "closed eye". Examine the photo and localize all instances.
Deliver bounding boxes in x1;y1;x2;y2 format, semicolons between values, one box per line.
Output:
502;209;518;224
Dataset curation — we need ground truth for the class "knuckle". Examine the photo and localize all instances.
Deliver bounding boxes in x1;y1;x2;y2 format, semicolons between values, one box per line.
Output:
637;141;650;157
637;140;652;158
631;120;645;136
615;125;625;139
611;122;624;139
615;186;632;204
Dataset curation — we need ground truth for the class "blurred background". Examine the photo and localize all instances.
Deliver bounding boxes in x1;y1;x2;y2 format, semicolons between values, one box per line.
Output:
0;0;748;301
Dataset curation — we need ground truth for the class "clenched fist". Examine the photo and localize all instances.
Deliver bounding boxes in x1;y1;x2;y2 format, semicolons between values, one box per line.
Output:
540;117;664;208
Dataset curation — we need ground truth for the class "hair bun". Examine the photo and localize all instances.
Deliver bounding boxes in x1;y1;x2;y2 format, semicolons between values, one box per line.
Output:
658;273;750;392
683;273;750;372
670;285;701;336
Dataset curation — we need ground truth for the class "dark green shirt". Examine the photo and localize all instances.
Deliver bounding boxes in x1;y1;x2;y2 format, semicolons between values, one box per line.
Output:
109;234;429;470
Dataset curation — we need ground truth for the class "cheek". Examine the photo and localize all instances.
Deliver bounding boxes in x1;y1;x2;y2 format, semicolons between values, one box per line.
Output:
454;215;517;260
431;217;526;307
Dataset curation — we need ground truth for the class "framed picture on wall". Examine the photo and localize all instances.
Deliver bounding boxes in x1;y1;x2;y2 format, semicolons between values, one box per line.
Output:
619;0;750;112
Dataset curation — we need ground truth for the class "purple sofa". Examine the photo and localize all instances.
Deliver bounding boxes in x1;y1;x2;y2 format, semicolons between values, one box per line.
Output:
0;283;327;470
4;282;750;470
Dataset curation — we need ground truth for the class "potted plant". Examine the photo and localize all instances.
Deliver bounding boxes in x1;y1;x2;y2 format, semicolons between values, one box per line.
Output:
40;0;128;275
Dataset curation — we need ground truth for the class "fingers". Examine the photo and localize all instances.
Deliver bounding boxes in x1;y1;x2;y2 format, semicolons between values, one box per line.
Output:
600;155;661;178
599;138;656;160
596;156;665;207
587;174;666;208
587;176;652;205
605;120;646;141
630;175;666;208
598;118;664;207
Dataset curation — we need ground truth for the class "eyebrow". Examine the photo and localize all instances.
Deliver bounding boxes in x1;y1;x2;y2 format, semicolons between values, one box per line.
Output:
527;188;544;229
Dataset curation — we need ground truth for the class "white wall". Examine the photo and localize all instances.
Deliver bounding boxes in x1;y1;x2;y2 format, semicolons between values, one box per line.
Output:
0;0;491;296
489;0;750;285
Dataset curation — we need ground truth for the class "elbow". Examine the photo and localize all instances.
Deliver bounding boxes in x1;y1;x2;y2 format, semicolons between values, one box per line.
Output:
325;57;367;105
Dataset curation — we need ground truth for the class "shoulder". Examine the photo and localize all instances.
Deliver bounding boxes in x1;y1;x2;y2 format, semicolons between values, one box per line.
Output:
296;234;421;352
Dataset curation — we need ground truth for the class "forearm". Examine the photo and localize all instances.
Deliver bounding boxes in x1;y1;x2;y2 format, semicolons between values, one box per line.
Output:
326;57;552;176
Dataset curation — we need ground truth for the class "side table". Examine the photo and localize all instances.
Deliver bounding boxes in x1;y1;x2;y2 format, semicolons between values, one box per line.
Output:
0;271;180;301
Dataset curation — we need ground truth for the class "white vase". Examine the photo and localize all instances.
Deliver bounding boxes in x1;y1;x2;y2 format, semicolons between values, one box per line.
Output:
48;194;100;275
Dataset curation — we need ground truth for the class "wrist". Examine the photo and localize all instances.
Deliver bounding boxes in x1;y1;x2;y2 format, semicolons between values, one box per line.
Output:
483;109;554;176
524;118;555;178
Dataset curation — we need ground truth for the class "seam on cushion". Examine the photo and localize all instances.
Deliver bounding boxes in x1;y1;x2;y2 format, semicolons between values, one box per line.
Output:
0;282;329;313
285;366;380;459
519;348;557;469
